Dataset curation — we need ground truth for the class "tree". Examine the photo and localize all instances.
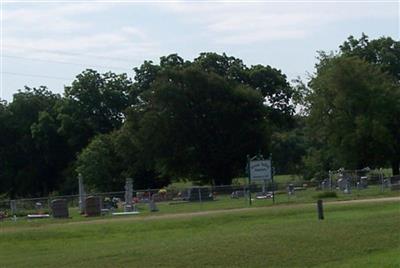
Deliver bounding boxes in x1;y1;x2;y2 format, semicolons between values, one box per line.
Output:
270;116;306;175
340;33;400;80
58;69;131;151
247;65;294;128
76;132;125;192
307;56;400;174
0;87;68;197
130;67;269;185
339;34;400;174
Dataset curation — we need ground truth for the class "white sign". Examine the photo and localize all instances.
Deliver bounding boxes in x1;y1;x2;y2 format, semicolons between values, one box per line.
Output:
250;160;271;181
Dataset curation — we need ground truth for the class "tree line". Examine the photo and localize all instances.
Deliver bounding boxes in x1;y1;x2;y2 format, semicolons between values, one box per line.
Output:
0;34;399;198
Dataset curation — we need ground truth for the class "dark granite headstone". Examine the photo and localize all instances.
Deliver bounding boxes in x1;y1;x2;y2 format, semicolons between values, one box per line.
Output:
51;199;69;218
85;196;102;217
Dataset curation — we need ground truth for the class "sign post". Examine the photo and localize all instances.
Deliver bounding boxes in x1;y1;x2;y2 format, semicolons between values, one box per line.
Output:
271;153;275;204
247;155;252;206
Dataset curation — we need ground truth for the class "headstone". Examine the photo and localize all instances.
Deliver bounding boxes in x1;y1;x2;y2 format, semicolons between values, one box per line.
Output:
10;200;16;215
35;202;43;210
321;180;327;190
231;190;245;199
85;196;102;217
51;199;69;218
383;178;390;188
287;184;295;195
337;178;346;191
149;199;159;212
78;173;86;213
124;178;134;212
338;177;351;193
360;176;368;189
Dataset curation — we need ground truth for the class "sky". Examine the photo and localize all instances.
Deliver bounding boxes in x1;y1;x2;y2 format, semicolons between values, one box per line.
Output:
1;0;399;101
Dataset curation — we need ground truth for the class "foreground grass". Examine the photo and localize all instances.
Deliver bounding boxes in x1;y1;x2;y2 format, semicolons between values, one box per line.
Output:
1;200;399;267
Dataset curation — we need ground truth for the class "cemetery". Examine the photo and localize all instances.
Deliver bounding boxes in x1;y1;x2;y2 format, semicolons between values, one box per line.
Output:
1;0;399;264
0;168;398;223
0;160;398;267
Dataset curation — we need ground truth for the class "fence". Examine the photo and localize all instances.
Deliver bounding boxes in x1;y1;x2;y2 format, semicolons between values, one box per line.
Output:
0;175;399;220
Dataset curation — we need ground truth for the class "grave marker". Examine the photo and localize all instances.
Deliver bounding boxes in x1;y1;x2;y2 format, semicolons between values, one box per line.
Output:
124;178;134;212
85;196;102;217
78;173;86;213
51;199;69;218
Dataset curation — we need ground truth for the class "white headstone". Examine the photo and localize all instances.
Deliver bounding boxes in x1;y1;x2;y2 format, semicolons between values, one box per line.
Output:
78;173;86;213
124;178;133;212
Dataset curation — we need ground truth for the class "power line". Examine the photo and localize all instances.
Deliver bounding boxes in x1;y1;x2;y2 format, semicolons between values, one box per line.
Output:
4;45;141;63
2;71;72;81
4;55;133;71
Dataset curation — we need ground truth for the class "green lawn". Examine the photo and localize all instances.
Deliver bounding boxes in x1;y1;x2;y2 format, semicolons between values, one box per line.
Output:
1;200;399;267
0;185;398;227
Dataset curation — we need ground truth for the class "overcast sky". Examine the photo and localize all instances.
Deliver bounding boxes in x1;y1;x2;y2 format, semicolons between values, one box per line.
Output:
1;0;399;101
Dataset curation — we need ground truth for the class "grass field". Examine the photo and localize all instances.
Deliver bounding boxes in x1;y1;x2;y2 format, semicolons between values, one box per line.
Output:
0;185;398;226
1;199;399;267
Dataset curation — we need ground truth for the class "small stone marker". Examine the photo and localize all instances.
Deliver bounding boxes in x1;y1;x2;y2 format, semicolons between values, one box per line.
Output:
149;196;159;212
51;199;69;218
317;199;324;220
337;178;346;191
287;184;295;195
85;196;102;217
360;176;368;189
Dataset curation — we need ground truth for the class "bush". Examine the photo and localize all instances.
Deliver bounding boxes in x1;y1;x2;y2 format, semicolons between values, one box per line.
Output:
315;191;337;199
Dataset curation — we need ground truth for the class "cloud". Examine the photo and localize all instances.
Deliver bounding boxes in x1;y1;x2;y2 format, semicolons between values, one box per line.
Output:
3;4;162;66
162;2;398;45
3;4;109;32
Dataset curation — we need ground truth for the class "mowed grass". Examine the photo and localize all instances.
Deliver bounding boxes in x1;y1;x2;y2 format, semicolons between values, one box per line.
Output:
1;185;397;228
1;200;399;267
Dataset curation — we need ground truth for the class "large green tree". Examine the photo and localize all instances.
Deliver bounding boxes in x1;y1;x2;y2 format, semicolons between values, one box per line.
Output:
307;56;400;175
128;66;269;185
58;70;132;151
0;87;70;197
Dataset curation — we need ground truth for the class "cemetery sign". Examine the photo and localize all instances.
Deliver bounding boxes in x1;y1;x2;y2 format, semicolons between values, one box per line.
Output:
249;160;271;181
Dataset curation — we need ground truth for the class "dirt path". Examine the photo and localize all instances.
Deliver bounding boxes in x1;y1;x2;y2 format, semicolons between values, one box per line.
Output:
1;196;399;232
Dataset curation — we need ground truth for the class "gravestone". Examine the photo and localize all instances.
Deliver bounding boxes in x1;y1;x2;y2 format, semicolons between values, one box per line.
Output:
383;178;390;188
337;178;346;191
287;184;295;195
78;174;86;213
320;180;328;190
10;200;16;215
360;176;368;188
85;196;102;217
337;177;351;192
51;199;69;218
124;178;134;212
149;199;159;212
231;190;245;199
357;176;368;190
35;202;43;210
